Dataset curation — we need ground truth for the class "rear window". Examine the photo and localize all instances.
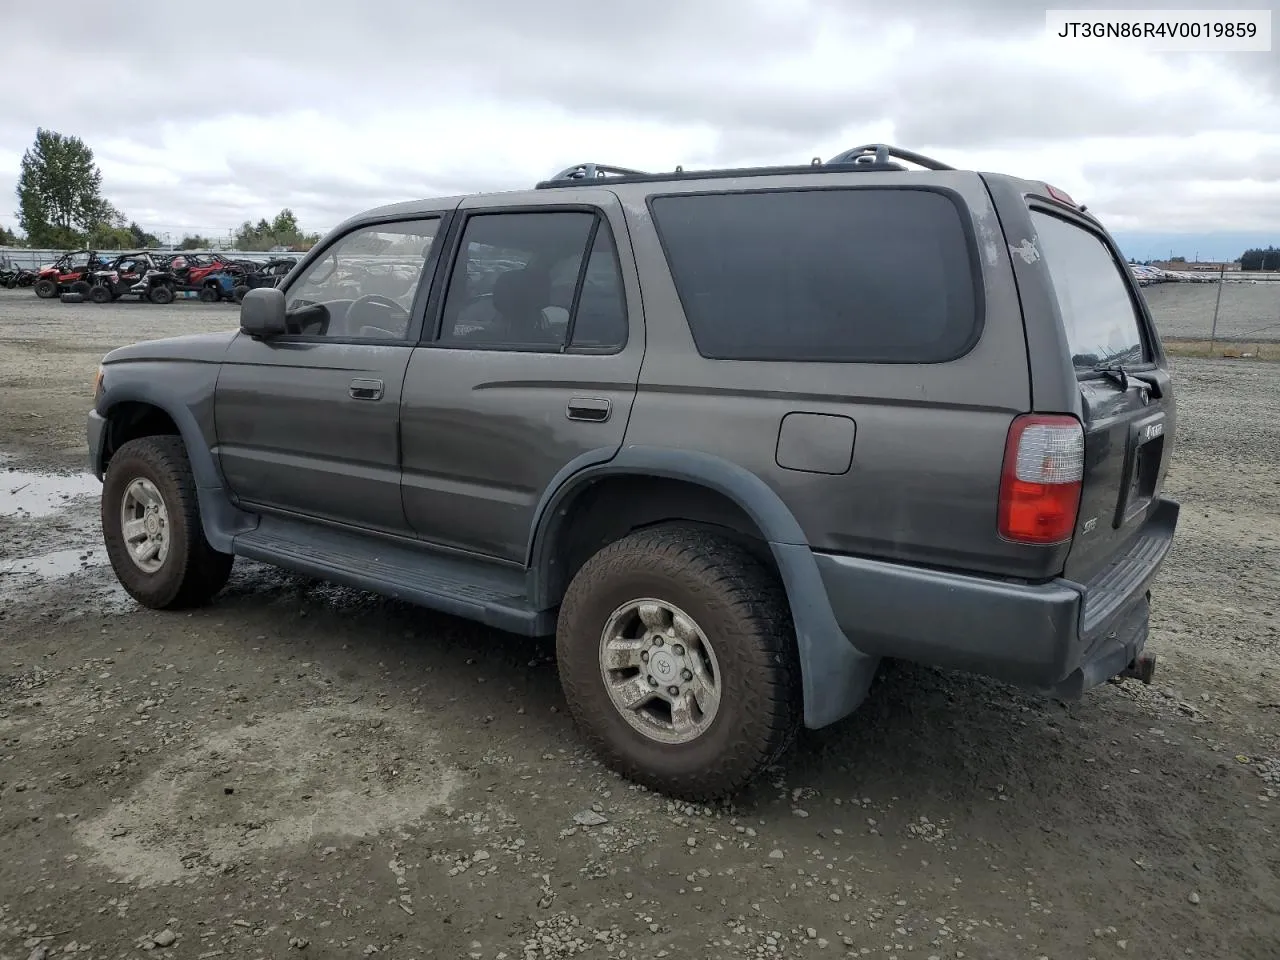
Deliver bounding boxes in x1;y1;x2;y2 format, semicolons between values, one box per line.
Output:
1030;210;1147;370
649;188;980;363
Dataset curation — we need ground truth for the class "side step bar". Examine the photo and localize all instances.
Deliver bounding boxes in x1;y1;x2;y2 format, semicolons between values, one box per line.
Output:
232;517;555;636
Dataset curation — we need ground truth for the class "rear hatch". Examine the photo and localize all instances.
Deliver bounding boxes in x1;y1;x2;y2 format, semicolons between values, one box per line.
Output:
1027;205;1175;584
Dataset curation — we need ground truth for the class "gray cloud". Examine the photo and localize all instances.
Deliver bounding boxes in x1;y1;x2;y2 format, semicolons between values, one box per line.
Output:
2;0;1276;237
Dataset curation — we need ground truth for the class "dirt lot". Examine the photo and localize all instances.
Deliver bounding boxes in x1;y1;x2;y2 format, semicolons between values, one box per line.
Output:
1;288;1277;960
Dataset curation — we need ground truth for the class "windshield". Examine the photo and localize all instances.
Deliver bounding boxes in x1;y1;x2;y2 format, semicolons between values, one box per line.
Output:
1031;210;1148;370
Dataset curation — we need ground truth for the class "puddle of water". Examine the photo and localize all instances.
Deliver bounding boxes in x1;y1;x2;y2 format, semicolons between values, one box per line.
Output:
1;468;100;519
0;546;107;578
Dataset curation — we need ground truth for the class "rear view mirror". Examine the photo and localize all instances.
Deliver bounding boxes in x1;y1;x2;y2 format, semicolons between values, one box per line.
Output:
239;287;288;339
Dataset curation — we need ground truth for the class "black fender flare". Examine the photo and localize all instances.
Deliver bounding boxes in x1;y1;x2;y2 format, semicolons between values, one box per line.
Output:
526;445;880;729
93;377;257;552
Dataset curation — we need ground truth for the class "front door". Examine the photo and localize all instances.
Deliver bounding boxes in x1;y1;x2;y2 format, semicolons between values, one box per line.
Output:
214;214;449;534
399;190;644;560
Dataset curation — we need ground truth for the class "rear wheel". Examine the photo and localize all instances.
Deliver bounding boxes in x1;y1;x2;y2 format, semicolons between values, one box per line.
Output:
198;285;219;303
70;279;91;297
33;278;57;299
101;436;234;610
556;526;802;801
89;284;112;304
232;284;249;304
149;283;175;305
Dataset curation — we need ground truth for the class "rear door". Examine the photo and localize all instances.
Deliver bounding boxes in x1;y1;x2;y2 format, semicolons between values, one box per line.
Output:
1027;206;1175;583
399;189;643;561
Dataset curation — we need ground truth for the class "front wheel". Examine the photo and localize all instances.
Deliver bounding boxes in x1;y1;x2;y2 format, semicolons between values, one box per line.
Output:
149;283;175;305
556;526;802;801
101;436;234;609
89;284;112;304
33;278;57;298
198;285;219;303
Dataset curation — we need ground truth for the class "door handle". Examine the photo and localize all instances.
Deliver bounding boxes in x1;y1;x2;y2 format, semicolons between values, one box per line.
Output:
349;378;384;401
567;397;611;422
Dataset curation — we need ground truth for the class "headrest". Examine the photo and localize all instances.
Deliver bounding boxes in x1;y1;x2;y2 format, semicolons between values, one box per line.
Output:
492;269;549;317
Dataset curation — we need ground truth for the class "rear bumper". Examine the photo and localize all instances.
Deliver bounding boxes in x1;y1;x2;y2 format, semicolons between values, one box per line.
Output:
815;497;1179;696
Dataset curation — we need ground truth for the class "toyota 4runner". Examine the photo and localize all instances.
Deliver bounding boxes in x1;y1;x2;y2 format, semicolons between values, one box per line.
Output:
88;144;1178;800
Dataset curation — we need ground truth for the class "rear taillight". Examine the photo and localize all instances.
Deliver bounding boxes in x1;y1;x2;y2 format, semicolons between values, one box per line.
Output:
998;414;1084;545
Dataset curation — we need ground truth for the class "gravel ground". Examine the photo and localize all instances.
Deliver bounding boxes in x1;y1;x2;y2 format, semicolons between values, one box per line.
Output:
1;288;1278;960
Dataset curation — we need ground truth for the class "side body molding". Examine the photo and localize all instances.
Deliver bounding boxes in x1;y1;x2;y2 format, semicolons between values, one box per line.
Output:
91;362;258;553
526;445;881;729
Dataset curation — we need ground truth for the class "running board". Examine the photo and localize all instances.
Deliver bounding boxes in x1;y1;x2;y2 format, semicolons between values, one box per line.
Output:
232;517;554;636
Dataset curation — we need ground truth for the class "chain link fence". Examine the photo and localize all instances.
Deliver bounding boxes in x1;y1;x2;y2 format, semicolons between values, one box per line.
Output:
1139;271;1280;354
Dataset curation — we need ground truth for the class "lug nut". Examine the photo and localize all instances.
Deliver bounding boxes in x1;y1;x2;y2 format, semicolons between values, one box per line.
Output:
681;669;693;681
648;676;658;687
653;637;664;646
667;686;679;697
672;644;685;656
641;651;649;662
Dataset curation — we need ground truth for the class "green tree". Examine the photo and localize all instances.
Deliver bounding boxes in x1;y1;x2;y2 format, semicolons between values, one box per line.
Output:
1240;246;1279;271
128;222;160;248
179;234;214;250
234;208;322;251
16;128;106;247
0;225;20;246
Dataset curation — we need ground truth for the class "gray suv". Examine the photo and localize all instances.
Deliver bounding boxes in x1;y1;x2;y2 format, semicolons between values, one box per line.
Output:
88;144;1178;800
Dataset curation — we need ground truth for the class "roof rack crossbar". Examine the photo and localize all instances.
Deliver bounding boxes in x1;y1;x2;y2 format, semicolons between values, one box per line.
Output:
826;144;954;171
544;162;651;183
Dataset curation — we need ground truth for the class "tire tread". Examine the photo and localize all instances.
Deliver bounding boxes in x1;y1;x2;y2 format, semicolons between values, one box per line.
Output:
103;435;232;609
557;525;801;801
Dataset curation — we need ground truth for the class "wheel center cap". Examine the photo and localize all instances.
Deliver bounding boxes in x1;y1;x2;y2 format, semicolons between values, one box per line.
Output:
145;516;160;536
649;650;678;682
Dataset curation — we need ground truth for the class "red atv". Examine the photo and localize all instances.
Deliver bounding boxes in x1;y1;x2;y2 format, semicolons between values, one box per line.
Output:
33;250;108;299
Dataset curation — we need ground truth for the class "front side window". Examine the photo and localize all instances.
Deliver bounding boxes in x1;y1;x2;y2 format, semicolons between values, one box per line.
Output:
438;211;627;351
284;219;440;340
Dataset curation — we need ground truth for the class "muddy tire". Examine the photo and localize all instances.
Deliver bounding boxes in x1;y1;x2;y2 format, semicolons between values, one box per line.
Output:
149;283;176;305
232;284;250;304
59;292;85;303
556;525;802;801
101;436;234;610
89;284;112;304
70;279;91;297
34;278;57;298
198;285;220;303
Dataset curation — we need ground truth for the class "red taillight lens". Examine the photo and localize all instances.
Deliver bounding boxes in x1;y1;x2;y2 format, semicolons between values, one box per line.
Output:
998;414;1084;545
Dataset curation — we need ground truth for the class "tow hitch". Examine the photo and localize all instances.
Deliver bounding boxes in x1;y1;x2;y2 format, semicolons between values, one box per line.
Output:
1120;652;1157;685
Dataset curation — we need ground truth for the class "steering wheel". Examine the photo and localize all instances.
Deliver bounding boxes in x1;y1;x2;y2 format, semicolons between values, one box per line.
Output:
347;293;409;337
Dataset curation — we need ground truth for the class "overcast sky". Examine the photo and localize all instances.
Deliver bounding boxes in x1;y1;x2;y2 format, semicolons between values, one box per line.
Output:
1;0;1276;253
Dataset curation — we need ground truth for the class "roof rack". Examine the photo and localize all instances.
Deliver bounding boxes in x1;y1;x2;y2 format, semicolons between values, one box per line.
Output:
534;143;954;189
825;144;954;171
536;163;651;188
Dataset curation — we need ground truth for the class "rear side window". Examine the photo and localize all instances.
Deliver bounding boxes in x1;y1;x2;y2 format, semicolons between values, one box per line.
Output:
1030;210;1147;370
649;188;980;363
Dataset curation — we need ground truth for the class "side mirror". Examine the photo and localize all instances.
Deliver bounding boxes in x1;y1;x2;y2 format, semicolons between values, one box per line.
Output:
239;287;288;339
